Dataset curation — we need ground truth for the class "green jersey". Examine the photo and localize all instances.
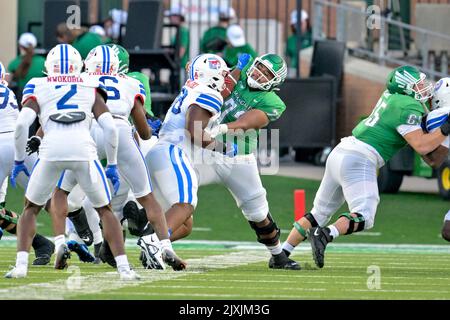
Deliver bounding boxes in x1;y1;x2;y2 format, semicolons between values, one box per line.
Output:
352;90;427;162
285;30;312;69
218;64;286;155
171;26;190;68
72;32;103;59
200;26;227;54
127;71;153;116
8;54;45;90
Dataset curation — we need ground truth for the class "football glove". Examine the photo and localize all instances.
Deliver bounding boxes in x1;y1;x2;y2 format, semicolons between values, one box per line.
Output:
237;53;251;71
105;164;120;195
10;160;30;188
147;117;162;137
26;136;41;155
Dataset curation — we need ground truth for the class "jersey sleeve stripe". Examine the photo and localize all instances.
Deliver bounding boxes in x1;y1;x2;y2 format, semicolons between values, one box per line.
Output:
140;89;146;95
23;89;34;95
426;114;447;126
195;98;220;112
427;120;446;132
24;84;36;89
198;93;221;107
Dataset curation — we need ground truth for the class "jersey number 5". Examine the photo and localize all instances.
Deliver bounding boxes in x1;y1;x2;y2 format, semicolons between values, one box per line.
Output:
55;84;78;110
364;98;387;127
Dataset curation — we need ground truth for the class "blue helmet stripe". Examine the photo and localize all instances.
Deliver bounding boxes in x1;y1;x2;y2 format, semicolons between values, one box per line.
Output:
101;46;106;73
190;55;201;80
60;45;64;74
64;44;68;74
106;46;110;73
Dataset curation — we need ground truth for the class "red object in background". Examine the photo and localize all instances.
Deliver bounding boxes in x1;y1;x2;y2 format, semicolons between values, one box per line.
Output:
294;189;305;221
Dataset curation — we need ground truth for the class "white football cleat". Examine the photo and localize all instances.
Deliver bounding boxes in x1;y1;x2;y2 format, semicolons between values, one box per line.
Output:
119;269;141;281
137;233;165;270
4;266;27;279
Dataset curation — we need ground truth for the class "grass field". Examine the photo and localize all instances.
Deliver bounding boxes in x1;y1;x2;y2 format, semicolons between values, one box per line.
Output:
1;175;450;300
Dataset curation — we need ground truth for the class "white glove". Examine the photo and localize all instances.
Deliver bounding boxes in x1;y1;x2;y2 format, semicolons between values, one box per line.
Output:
207;124;228;138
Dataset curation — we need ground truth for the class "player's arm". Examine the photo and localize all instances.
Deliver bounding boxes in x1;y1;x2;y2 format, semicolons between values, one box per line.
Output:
421;145;448;168
130;96;151;140
403;129;447;155
92;90;118;165
186;105;227;152
14;99;39;162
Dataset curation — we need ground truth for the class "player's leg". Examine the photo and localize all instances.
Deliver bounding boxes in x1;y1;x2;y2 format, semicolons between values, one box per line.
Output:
170;215;193;241
75;160;139;279
219;154;300;270
442;210;450;241
280;147;345;266
5;160;59;278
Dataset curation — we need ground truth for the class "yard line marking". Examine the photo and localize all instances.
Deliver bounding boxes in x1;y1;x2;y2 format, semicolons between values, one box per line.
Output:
0;251;270;300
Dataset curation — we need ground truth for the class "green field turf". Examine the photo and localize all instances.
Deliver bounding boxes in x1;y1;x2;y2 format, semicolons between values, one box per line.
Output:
2;175;449;300
1;245;450;300
3;175;449;244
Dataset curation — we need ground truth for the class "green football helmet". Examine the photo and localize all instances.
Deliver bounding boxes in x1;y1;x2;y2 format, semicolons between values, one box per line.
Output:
386;65;433;103
246;53;287;91
106;44;129;74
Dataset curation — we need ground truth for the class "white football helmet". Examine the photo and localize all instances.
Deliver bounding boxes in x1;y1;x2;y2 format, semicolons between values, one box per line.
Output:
432;77;450;110
188;53;229;92
84;45;119;74
45;44;83;76
0;61;8;85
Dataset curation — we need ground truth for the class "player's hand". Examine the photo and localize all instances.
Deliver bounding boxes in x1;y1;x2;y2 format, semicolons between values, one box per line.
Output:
10;160;30;188
223;142;238;157
26;136;41;155
236;53;251;71
105;164;120;195
147;117;162;137
208;124;228;138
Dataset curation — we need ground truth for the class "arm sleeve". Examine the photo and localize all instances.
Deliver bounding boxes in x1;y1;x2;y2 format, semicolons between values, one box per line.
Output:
396;107;424;136
14;107;37;161
193;91;223;115
97;112;118;165
255;95;286;122
21;80;37;105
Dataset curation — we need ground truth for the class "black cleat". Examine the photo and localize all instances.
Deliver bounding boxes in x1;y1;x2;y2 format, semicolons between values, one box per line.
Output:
123;201;148;237
98;241;116;268
269;252;301;270
54;244;71;269
68;208;93;246
307;227;333;268
32;236;55;266
93;242;102;264
162;249;187;271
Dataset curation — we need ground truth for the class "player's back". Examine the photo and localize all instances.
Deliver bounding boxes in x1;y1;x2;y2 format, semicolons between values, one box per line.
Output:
84;72;144;121
159;79;223;148
352;90;426;161
0;84;19;133
22;74;102;161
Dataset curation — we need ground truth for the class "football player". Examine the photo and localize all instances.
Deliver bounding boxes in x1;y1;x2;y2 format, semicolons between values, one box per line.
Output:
169;53;300;270
0;62;54;265
282;66;449;268
142;53;230;269
5;44;138;280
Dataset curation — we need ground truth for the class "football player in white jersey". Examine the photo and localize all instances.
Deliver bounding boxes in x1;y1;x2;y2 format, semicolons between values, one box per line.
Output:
5;44;139;280
54;45;185;270
0;62;55;265
142;53;232;268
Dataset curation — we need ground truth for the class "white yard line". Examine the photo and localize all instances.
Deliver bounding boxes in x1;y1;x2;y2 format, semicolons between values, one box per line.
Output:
0;251;270;300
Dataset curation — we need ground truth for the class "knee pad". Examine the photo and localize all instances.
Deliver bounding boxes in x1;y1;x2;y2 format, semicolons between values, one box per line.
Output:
240;193;269;222
248;213;280;246
338;212;365;235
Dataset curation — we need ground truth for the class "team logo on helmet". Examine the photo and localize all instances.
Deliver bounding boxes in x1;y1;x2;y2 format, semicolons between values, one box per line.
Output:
207;57;221;70
435;79;444;92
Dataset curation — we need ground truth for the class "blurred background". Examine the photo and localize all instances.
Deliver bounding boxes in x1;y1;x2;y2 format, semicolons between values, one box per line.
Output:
1;0;450;197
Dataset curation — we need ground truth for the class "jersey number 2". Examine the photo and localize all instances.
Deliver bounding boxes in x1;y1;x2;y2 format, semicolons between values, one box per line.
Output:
55;84;78;110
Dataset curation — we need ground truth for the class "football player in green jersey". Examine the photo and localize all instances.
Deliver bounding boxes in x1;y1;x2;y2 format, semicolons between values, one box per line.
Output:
281;65;450;269
170;53;300;270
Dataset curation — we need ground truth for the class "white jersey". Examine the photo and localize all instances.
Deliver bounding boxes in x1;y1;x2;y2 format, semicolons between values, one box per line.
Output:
83;72;145;122
158;79;223;148
21;74;105;161
0;84;19;133
425;107;450;148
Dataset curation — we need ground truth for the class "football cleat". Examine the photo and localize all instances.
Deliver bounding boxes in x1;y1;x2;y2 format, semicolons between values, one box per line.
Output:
54;243;71;270
137;234;165;270
119;269;141;281
32;238;55;266
307;227;333;269
268;252;301;270
4;266;27;279
162;249;187;271
98;241;117;268
67;240;95;263
68;208;93;246
123;201;148;237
